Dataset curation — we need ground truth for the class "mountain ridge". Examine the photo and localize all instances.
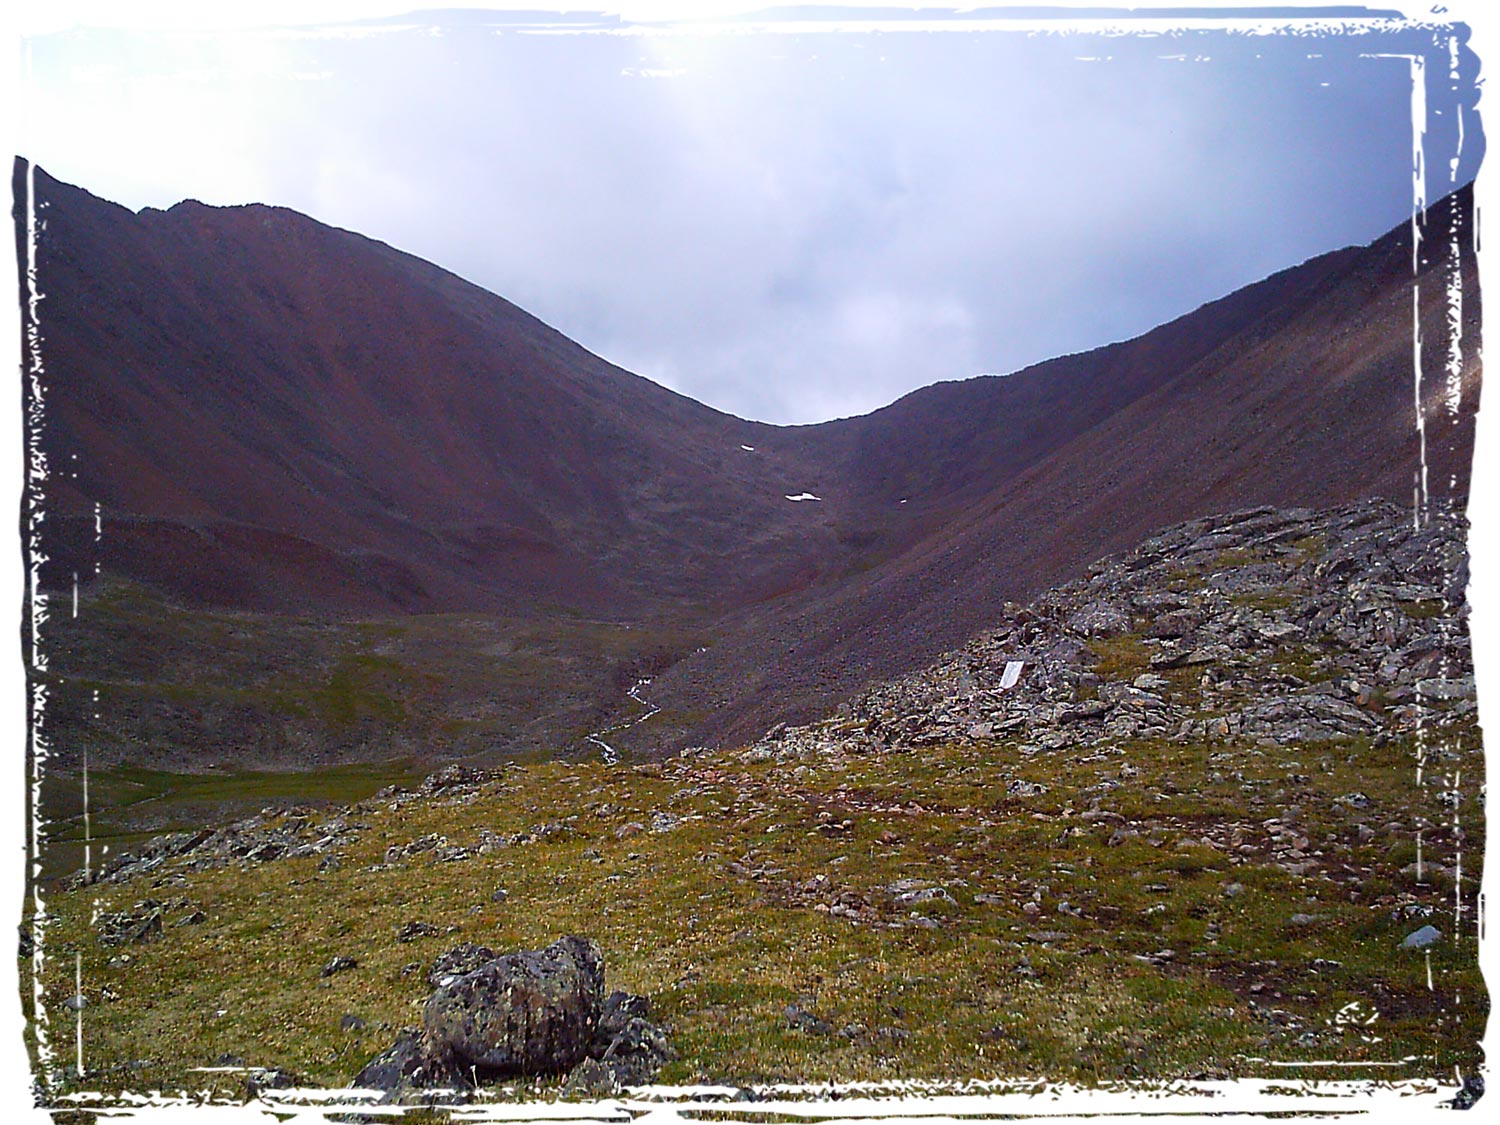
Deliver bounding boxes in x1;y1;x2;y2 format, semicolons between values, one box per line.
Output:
16;158;1479;765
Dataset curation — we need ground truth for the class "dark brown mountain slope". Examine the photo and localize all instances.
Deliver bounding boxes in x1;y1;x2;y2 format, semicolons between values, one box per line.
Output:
17;161;1401;619
16;160;1479;768
17;162;839;615
636;185;1480;751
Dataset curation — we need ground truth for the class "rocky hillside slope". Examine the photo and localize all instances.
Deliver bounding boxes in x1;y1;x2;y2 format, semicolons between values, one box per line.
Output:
751;498;1474;763
25;500;1483;1107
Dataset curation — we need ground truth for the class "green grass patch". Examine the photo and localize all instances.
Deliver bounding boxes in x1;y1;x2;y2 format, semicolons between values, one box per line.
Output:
1087;635;1153;679
22;721;1485;1103
1400;599;1448;620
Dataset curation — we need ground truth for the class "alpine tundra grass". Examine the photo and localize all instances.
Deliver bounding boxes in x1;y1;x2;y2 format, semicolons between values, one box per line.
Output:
25;718;1483;1100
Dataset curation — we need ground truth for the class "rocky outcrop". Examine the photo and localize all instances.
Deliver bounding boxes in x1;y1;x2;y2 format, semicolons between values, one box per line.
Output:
749;500;1473;761
352;937;672;1102
94;907;163;947
70;812;368;889
65;766;518;890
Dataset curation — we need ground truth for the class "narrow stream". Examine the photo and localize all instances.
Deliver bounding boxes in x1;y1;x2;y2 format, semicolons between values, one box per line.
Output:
583;677;661;765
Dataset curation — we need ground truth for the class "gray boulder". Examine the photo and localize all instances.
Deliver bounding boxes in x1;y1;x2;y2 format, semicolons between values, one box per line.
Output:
351;1029;473;1100
426;943;498;988
423;935;605;1073
355;940;673;1095
597;1016;677;1085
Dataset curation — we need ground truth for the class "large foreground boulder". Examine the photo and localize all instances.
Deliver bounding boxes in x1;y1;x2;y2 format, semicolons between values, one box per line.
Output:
352;936;671;1101
424;935;604;1073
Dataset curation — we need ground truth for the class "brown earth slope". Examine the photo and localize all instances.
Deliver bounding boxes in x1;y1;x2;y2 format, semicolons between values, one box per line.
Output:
14;160;1479;765
643;187;1480;751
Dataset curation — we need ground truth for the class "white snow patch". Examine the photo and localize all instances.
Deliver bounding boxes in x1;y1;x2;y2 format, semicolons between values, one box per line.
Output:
999;661;1025;690
785;492;822;502
741;444;756;451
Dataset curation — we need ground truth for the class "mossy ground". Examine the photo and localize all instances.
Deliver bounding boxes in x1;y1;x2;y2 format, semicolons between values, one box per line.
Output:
40;577;704;780
36;760;433;880
23;713;1484;1106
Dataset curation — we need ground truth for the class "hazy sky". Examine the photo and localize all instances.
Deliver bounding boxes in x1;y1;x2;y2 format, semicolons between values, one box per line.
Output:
15;4;1484;423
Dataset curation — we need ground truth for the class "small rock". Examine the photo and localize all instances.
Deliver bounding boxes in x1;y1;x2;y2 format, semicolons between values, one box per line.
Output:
592;990;652;1054
597;1015;677;1084
784;1004;834;1035
1449;1073;1484;1111
1402;860;1453;881
1415;676;1474;701
1132;949;1175;967
247;1067;302;1098
894;887;957;906
1402;924;1442;949
1006;779;1049;798
564;1056;620;1097
321;955;358;978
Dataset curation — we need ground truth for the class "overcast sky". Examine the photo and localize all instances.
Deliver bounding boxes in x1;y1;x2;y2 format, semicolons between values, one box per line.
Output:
15;5;1485;424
